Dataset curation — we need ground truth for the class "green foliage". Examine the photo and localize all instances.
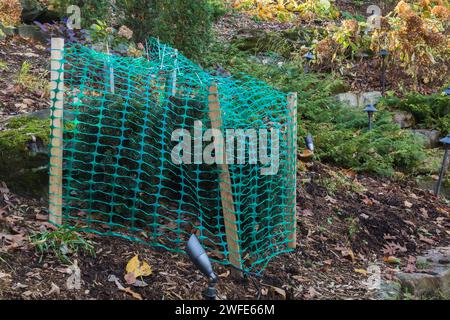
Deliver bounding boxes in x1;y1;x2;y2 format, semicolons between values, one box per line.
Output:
116;0;214;59
31;226;95;263
201;42;427;176
15;60;49;95
0;117;49;196
50;0;112;28
381;93;450;135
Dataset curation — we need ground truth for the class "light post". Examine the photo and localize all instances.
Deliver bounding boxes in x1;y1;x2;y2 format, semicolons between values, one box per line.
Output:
435;135;450;197
379;49;389;96
186;234;218;300
304;52;314;73
305;134;314;152
444;87;450;96
364;104;378;131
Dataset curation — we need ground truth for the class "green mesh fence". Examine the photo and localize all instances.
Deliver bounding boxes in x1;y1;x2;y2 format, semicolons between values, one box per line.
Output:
49;38;297;274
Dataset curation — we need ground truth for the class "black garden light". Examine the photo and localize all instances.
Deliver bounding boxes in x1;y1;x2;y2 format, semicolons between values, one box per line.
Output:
305;134;314;152
379;49;389;96
364;104;378;131
304;52;314;73
443;87;450;96
435;135;450;197
186;234;218;300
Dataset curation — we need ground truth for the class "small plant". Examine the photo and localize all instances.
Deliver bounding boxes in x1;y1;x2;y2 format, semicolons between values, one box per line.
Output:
416;259;430;270
31;226;95;263
319;171;366;195
15;61;50;96
0;60;7;71
345;217;360;239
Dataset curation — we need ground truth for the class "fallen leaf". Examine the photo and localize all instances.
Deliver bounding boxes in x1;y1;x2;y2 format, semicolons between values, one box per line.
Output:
419;234;435;245
383;256;401;264
354;268;368;275
122;287;143;300
35;213;48;221
292;275;306;282
306;286;318;299
404;201;413;208
46;283;60;296
404;256;416;273
271;286;286;299
419;208;428;218
124;272;137;285
323;259;333;266
125;255;152;278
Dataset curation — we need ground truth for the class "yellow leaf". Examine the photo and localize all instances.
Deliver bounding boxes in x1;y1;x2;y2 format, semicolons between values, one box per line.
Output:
126;255;152;278
354;268;368;275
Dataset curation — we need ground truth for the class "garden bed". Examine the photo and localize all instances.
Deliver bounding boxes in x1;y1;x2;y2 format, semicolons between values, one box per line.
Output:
1;161;448;300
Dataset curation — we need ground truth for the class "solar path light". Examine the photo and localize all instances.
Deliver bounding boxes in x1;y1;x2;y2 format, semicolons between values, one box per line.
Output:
305;134;314;152
304;52;314;73
364;104;378;131
435;135;450;197
186;234;218;300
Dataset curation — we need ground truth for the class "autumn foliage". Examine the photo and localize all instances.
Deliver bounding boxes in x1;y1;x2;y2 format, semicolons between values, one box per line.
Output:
0;0;22;27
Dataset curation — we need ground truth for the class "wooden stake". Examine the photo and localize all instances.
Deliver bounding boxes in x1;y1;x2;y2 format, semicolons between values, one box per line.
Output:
49;38;64;226
106;43;115;94
208;84;243;275
287;92;298;249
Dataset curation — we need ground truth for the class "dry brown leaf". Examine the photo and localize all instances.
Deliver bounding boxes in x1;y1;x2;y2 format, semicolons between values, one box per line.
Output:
419;234;435;245
271;286;286;299
122;287;143;300
404;201;413;208
383;256;401;264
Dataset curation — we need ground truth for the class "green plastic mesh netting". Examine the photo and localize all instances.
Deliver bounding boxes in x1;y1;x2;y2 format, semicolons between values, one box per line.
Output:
49;38;297;274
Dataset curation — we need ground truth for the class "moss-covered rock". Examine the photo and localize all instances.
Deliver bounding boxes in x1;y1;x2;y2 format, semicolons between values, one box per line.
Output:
0;117;49;197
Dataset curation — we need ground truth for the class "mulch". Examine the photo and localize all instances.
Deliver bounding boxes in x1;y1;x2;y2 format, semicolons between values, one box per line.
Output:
0;161;448;300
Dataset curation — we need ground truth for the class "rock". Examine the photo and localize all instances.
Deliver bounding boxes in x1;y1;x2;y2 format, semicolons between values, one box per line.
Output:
375;280;402;300
411;129;441;148
20;0;46;23
336;92;359;108
0;117;50;197
232;29;269;51
360;91;382;107
17;24;47;43
395;247;450;298
393;111;415;128
20;0;59;24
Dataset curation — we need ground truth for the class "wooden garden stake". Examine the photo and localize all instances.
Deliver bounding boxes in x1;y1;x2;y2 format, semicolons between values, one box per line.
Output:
287;92;298;249
49;38;64;225
106;43;115;94
208;84;243;275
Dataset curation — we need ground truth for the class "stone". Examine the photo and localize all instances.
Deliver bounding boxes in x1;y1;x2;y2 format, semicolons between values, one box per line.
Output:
232;29;269;51
336;92;359;108
375;280;402;300
411;129;441;148
360;91;383;107
393;110;415;128
20;0;46;23
395;247;450;298
17;24;47;43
